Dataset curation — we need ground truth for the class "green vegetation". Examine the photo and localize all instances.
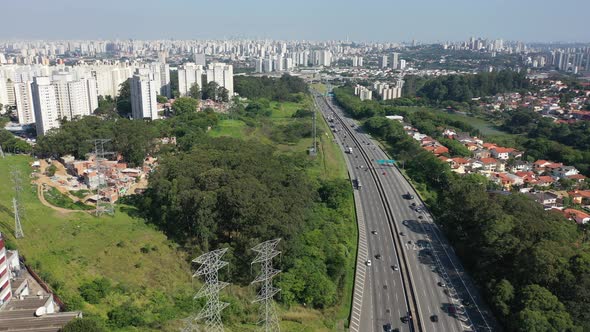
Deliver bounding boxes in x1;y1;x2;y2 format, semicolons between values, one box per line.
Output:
403;70;531;102
2;75;355;331
234;74;307;102
0;129;33;154
0;155;193;332
43;187;94;210
61;317;106;332
172;97;199;115
70;189;91;199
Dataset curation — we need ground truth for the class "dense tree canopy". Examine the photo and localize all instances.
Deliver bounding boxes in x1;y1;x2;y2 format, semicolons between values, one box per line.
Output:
172;97;198;115
234;74;307;102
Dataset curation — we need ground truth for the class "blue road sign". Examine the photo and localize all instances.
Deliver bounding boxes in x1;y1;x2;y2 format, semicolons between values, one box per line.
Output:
377;159;396;165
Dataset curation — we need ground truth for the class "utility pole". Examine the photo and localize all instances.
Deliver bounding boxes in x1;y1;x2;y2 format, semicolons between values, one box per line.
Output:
11;169;24;238
185;248;230;332
93;139;115;216
251;239;281;332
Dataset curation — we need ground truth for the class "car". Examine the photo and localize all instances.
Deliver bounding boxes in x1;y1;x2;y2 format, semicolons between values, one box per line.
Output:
366;259;372;266
408;240;412;245
404;192;414;199
375;254;382;260
418;215;424;219
430;314;439;322
401;316;409;323
383;323;392;332
392;265;399;271
400;232;405;236
411;202;417;207
438;281;446;287
383;172;387;175
371;230;378;235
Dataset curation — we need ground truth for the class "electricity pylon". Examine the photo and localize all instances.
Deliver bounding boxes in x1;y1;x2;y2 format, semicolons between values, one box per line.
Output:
185;248;230;332
11;168;24;238
251;239;282;332
93;139;115;216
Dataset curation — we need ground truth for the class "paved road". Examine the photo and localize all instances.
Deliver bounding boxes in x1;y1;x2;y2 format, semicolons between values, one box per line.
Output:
316;92;501;332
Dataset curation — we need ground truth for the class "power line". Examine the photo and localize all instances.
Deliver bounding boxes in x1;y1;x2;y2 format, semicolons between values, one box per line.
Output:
185;248;230;332
251;238;281;332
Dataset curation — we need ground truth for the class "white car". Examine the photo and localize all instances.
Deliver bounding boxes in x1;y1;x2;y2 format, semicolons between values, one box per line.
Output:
366;259;372;266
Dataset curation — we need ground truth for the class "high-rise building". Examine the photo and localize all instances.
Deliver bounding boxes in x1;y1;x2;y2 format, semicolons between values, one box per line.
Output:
0;75;9;107
206;63;233;96
32;76;60;135
399;59;407;70
264;58;273;73
391;52;400;69
13;81;36;124
178;63;204;96
255;59;264;73
130;69;159;120
380;55;388;68
193;53;206;66
149;63;171;98
274;57;284;71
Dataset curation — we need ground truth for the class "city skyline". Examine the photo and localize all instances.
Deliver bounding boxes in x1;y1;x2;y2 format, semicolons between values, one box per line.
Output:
3;0;590;43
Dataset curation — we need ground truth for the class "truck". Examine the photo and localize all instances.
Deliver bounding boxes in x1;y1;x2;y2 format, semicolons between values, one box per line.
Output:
346;147;353;154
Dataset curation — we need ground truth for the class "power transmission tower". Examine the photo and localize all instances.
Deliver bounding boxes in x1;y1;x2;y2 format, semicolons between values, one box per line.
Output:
251;239;281;332
11;169;24;238
93;139;115;216
185;248;230;332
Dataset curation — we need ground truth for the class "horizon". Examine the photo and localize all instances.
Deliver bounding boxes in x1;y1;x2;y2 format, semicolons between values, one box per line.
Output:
3;0;590;43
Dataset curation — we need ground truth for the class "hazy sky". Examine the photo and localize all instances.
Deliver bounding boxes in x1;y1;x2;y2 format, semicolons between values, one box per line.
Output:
3;0;589;42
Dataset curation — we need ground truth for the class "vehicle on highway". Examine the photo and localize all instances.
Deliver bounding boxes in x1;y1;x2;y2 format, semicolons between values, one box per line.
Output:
392;265;399;271
411;202;416;207
371;230;378;235
418;215;424;219
403;192;414;199
438;281;446;287
346;147;353;154
400;232;405;236
408;240;412;245
366;259;372;266
375;254;382;260
401;316;409;324
383;172;386;175
383;323;392;332
430;314;439;322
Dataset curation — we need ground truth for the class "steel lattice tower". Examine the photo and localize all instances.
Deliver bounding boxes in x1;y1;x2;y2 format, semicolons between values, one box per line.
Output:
11;169;24;238
251;239;281;332
185;248;230;332
93;139;115;216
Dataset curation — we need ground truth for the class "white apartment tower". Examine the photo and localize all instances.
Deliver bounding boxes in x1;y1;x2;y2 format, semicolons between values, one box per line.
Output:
391;52;400;69
32;76;60;135
206;63;234;96
13;81;36;124
178;63;204;97
149;63;171;98
130;69;159;120
0;232;12;305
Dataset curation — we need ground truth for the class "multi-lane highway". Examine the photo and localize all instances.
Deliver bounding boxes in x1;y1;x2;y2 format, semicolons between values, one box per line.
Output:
314;91;500;332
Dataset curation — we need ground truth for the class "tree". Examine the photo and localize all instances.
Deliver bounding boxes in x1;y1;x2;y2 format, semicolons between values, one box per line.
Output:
107;301;145;328
172;97;199;115
116;79;132;117
61;317;106;332
46;164;57;177
202;81;219;100
218;87;229;102
156;95;168;104
189;82;201;100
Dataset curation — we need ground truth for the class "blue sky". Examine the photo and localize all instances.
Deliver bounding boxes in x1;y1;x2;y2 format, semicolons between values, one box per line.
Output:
4;0;589;42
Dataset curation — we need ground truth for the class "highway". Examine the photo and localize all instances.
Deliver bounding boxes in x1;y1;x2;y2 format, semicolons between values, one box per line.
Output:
314;91;500;332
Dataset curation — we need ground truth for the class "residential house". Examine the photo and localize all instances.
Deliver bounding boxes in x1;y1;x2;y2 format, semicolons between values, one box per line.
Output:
552;166;579;179
568;190;590;205
528;191;559;208
472;149;491;159
563;208;590;224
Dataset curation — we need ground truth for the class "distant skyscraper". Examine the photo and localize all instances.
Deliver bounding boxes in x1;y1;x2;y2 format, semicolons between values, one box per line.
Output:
193;53;206;66
391;52;400;69
32;76;60;135
255;59;263;73
274;57;284;71
149;63;171;98
399;59;406;70
264;58;273;73
178;63;204;97
130;69;159;120
380;55;388;68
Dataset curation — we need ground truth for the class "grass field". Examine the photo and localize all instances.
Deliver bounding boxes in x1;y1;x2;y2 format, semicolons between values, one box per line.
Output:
440;111;509;136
